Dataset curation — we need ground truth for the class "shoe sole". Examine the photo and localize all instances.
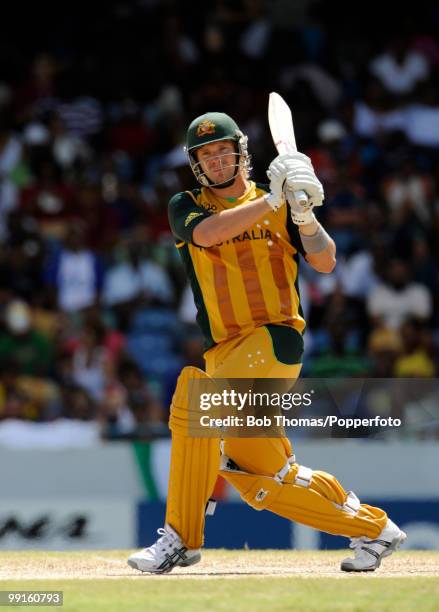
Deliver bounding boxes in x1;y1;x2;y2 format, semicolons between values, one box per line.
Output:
341;531;407;573
178;553;202;568
128;553;201;574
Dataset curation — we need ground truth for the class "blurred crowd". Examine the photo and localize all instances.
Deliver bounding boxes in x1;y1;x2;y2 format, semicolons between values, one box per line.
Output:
0;0;438;440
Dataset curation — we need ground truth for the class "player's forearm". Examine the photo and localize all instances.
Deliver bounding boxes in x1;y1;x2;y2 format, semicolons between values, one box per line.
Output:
193;196;271;247
305;244;336;273
300;221;336;273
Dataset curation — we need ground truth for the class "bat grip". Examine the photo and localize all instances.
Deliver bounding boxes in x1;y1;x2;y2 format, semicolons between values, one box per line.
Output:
294;189;308;206
277;143;309;207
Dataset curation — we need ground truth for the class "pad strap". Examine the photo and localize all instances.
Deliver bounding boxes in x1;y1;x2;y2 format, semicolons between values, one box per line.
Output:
343;491;360;515
274;455;296;483
205;499;217;516
295;465;313;487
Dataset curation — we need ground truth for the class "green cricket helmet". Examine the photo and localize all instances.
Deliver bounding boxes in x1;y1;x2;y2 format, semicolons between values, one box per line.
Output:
185;112;251;187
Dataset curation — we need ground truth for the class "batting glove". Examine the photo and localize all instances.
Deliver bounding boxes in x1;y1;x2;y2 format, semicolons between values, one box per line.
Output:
265;158;290;211
285;187;317;225
284;153;324;206
282;152;324;225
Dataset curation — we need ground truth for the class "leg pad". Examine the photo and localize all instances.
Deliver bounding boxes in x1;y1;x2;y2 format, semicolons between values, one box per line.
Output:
220;457;387;538
165;367;220;549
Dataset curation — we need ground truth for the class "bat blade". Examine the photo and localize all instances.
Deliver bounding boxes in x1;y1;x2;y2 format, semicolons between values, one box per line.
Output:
268;91;298;154
268;92;308;205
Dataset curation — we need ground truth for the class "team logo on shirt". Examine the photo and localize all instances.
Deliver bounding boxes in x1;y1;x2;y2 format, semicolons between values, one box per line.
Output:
196;120;216;137
202;202;217;212
196;228;273;249
185;211;204;226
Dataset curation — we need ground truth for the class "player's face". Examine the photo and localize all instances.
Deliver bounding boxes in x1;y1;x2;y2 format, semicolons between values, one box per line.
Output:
196;140;238;184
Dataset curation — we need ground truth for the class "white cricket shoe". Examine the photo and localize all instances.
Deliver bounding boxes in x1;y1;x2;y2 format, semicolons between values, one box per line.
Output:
341;519;406;572
127;524;201;574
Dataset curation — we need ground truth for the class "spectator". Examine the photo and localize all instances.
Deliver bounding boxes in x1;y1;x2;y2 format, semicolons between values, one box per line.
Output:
0;387;32;420
368;327;403;377
13;53;58;121
0;300;54;376
394;319;436;377
305;300;370;378
98;381;137;437
0;111;25;241
367;259;432;330
307;332;370;378
60;385;96;421
102;237;174;328
382;157;434;226
0;301;59;420
69;322;115;402
48;111;91;170
0;241;45;304
118;360;164;427
43;225;104;312
20;156;77;240
369;35;429;96
324;167;366;256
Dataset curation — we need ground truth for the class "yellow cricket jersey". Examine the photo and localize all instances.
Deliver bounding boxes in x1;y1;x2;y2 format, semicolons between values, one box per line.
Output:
168;181;306;350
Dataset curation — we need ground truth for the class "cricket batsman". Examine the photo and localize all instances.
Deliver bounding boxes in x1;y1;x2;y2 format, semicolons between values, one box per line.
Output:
128;112;406;573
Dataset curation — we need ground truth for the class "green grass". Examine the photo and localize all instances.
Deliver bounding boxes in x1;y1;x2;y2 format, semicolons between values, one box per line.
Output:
0;551;438;612
1;578;439;612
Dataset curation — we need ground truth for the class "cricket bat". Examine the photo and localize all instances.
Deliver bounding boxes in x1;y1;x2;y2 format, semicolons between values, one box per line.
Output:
268;92;308;206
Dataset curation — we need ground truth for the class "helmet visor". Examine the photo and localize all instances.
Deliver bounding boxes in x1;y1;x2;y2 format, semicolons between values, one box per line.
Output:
190;149;242;187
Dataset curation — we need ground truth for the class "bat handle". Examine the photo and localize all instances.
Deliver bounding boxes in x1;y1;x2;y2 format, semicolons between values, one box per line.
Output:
276;143;309;207
294;189;308;206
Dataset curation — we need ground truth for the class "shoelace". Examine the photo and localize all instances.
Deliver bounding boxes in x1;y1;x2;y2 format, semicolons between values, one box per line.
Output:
348;536;367;550
145;528;176;554
349;536;390;554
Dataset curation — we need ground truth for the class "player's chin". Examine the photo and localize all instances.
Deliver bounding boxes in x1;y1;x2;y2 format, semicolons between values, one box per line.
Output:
212;171;233;184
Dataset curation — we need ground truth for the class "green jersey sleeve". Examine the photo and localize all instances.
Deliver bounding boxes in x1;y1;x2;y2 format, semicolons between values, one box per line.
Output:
168;191;213;244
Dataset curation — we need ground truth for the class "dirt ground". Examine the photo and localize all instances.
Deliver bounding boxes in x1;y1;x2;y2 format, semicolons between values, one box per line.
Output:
0;550;438;581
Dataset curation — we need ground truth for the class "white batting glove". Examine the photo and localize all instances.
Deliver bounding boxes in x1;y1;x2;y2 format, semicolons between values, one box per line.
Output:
285;187;316;225
281;152;324;225
284;152;324;207
265;159;288;211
